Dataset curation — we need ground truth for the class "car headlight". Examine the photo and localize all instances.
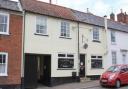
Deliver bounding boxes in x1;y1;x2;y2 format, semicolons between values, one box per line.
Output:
109;74;116;80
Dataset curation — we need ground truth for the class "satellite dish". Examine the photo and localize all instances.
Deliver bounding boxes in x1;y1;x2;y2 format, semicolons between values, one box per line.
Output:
83;43;88;49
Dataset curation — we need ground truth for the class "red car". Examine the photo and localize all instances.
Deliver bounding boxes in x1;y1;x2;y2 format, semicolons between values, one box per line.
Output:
100;64;128;88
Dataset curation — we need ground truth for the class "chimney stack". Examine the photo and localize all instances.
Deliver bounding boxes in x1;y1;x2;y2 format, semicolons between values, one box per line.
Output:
117;9;125;23
49;0;52;4
110;12;115;21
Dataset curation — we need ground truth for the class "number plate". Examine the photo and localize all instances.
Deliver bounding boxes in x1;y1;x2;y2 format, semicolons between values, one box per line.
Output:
102;79;107;82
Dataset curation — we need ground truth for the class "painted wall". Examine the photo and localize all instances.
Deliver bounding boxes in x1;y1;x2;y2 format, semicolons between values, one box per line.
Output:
107;29;128;68
79;23;107;76
24;12;79;77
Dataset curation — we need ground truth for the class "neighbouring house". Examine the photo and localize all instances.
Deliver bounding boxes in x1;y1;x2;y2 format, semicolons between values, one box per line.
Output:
72;10;108;79
0;0;23;89
106;11;128;68
20;0;79;88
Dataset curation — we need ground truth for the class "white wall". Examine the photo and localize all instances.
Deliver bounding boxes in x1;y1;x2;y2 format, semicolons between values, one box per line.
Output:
107;29;128;68
24;12;79;77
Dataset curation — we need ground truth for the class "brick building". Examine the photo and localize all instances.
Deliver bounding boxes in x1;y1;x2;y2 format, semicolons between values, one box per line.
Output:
0;0;23;89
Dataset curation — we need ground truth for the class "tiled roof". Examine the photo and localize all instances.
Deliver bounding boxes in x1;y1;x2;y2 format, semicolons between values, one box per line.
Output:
72;9;128;32
20;0;76;21
0;0;20;11
20;0;128;32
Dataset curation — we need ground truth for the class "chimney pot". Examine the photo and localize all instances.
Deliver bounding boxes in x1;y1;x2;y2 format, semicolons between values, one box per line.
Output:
110;12;115;21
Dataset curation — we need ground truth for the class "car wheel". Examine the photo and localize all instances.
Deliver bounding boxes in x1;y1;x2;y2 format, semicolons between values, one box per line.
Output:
115;80;121;88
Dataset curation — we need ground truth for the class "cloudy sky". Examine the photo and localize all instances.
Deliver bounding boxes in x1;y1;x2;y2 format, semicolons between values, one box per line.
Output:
12;0;128;17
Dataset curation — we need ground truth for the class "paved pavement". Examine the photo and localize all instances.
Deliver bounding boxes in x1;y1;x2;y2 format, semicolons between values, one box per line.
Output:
37;80;128;89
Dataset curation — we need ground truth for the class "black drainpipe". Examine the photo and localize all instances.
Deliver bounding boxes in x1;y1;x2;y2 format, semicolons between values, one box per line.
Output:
77;22;80;81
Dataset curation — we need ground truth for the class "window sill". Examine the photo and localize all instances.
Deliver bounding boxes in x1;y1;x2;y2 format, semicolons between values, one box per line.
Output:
59;36;72;39
57;68;76;70
111;42;116;45
0;74;8;76
0;33;10;36
34;33;49;36
92;40;101;43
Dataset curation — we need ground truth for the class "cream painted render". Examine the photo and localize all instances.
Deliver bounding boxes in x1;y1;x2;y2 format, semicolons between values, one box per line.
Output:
79;23;107;76
24;12;79;77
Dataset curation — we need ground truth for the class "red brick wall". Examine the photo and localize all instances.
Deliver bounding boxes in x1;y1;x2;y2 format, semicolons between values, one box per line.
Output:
0;13;23;85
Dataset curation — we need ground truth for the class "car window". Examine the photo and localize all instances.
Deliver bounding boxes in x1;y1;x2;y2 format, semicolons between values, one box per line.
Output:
121;66;127;72
107;66;120;72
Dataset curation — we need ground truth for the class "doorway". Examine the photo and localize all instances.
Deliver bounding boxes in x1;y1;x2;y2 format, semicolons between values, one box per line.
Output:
79;54;85;77
24;54;51;89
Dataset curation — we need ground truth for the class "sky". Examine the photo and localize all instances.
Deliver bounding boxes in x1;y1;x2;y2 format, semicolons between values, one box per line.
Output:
12;0;128;18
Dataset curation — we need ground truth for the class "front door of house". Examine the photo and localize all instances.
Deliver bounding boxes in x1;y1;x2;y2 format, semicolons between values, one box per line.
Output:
42;55;51;86
79;54;85;77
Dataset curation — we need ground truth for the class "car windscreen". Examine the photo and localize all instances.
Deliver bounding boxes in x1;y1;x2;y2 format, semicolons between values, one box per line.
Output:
107;66;120;72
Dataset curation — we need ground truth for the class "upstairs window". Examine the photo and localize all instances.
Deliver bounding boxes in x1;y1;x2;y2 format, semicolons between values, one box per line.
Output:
93;27;99;41
0;52;8;76
36;16;47;35
0;13;9;35
60;21;70;38
111;31;116;43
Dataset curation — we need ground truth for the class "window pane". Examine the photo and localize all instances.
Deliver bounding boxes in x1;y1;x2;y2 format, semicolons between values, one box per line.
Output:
91;59;102;68
58;58;74;68
58;54;65;57
0;24;4;32
61;21;70;37
112;52;117;64
0;64;6;73
111;31;116;42
91;56;96;58
0;15;4;23
67;54;74;57
93;29;99;40
36;16;47;34
0;55;2;63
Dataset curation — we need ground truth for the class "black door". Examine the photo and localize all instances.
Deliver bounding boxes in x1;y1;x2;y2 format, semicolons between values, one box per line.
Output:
43;55;51;86
79;54;85;77
24;54;38;89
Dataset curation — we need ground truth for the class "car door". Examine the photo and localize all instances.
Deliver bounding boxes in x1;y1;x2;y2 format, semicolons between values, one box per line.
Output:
126;65;128;83
119;66;127;84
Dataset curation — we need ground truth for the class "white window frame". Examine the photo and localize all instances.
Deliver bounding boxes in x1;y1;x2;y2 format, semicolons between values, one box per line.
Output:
60;21;70;38
111;31;116;44
36;16;47;35
91;55;103;69
93;27;99;41
112;51;117;64
58;53;74;69
0;52;8;76
0;12;9;35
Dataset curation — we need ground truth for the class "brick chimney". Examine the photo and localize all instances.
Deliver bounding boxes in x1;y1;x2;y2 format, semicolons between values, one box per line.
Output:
49;0;52;4
117;9;125;23
124;12;128;24
110;12;115;21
